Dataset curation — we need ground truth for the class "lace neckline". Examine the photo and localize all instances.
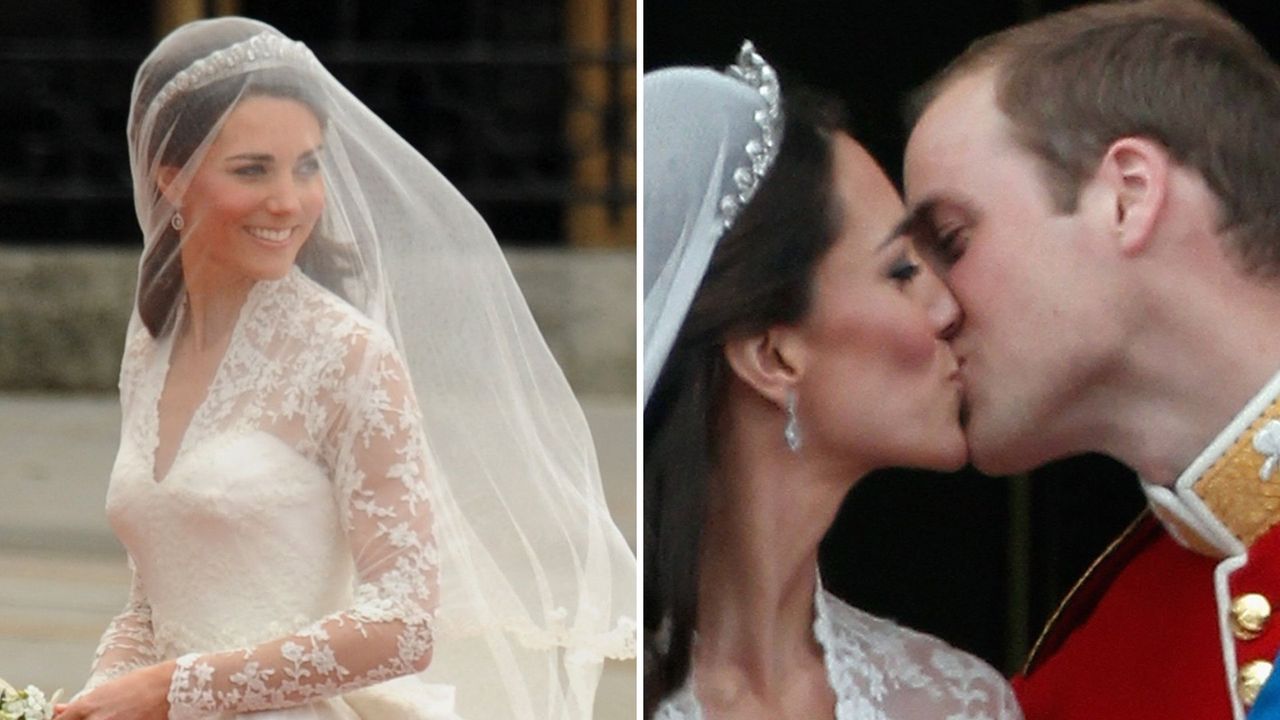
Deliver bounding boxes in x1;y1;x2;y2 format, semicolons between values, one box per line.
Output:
656;571;1018;720
145;273;279;484
811;575;841;696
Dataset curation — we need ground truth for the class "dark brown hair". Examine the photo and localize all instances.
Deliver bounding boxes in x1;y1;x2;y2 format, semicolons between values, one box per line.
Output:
910;0;1280;275
643;89;845;714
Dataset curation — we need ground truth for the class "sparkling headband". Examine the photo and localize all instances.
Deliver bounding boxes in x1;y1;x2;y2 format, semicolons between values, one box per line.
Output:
150;31;317;113
718;40;783;229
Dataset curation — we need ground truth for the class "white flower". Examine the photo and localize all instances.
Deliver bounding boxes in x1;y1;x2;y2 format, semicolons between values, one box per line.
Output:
281;641;306;663
309;644;342;676
192;661;216;684
230;661;273;694
0;682;56;720
383;521;419;550
1253;419;1280;480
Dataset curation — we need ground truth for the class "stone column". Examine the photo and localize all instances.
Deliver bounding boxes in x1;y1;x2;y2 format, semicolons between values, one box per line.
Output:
564;0;636;248
153;0;242;37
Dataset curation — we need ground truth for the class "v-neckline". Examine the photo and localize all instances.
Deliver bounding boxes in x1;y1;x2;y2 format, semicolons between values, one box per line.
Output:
148;285;258;484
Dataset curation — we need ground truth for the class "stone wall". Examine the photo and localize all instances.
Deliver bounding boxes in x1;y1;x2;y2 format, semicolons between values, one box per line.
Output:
0;246;635;396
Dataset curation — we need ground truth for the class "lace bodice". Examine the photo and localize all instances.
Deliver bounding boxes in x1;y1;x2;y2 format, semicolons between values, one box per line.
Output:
655;587;1022;720
85;268;447;719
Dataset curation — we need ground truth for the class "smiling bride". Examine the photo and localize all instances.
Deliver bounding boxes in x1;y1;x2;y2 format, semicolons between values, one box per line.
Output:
55;17;634;720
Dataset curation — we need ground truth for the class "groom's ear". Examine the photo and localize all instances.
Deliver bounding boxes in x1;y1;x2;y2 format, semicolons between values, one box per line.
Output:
1095;136;1169;257
723;326;803;408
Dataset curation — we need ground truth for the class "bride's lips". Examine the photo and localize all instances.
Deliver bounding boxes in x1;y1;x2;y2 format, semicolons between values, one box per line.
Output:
245;225;296;247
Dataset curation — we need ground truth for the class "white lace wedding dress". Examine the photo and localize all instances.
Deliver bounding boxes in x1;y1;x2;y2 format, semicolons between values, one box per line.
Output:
655;583;1023;720
85;268;456;719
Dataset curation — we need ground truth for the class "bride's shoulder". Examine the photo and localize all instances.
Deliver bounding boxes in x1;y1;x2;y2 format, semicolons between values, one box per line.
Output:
278;268;397;357
817;590;1012;695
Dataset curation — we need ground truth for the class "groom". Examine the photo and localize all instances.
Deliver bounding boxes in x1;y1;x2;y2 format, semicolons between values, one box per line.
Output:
902;1;1280;718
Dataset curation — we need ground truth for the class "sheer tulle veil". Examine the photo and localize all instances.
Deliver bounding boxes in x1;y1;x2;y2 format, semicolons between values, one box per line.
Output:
126;17;635;719
642;42;781;404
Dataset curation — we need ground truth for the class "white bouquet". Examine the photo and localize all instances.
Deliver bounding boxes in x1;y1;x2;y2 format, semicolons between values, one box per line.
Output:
0;678;61;720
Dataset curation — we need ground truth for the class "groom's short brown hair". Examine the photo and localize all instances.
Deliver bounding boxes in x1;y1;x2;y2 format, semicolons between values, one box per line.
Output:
912;0;1280;275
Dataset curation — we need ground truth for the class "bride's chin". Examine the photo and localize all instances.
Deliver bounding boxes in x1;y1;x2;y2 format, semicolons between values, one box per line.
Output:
243;255;300;281
883;433;968;474
926;431;970;472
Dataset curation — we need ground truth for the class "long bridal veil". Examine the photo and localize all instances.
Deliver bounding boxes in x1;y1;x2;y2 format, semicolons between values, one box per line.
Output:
127;17;635;719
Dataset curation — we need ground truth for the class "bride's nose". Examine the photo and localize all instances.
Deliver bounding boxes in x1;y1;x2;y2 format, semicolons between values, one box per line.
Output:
265;177;304;215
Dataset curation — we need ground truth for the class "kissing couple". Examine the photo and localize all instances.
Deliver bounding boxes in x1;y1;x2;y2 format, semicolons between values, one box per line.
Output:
644;1;1280;718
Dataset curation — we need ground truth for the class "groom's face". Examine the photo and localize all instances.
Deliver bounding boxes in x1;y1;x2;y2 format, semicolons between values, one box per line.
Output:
903;69;1106;475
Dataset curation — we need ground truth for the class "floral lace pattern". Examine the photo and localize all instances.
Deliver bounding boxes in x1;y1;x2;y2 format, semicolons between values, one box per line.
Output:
86;268;440;718
82;557;164;694
655;585;1022;720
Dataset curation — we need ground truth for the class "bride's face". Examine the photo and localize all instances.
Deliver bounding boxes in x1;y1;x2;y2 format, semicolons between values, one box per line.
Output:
790;133;966;472
171;95;325;284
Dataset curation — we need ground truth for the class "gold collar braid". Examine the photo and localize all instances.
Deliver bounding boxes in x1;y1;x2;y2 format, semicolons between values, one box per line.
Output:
1186;395;1280;550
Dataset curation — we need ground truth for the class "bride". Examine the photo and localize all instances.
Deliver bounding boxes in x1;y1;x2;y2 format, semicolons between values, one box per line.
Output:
57;17;634;720
643;44;1021;719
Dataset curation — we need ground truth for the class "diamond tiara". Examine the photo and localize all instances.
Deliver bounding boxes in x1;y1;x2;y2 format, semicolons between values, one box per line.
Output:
718;40;783;229
151;31;318;113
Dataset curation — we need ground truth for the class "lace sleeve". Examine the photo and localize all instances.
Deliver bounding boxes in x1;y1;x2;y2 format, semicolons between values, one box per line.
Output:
81;556;162;696
165;336;439;718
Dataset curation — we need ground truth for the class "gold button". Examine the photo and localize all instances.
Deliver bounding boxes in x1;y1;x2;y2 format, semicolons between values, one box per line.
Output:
1232;593;1272;641
1240;660;1273;707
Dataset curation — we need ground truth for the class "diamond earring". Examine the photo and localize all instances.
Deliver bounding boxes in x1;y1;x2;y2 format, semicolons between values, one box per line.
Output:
784;390;802;453
171;211;185;231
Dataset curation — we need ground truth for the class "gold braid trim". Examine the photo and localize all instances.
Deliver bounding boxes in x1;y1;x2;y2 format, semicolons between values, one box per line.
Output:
1191;395;1280;547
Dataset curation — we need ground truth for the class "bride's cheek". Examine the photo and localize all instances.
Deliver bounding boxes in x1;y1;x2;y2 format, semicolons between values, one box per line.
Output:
304;185;326;225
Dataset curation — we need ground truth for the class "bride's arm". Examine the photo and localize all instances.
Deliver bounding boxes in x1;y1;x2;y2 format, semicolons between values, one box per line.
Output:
162;336;439;718
79;557;164;696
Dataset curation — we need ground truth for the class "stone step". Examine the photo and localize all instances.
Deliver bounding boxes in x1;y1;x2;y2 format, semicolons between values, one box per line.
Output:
0;246;636;396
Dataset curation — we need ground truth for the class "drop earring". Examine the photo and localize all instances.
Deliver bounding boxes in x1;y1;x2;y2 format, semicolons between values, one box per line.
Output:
171;211;185;231
784;389;802;453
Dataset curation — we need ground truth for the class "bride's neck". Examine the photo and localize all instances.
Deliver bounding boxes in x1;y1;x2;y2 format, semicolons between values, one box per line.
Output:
179;262;256;351
694;397;861;694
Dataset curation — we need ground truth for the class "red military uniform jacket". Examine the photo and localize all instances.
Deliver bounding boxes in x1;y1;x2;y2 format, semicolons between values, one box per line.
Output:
1013;376;1280;719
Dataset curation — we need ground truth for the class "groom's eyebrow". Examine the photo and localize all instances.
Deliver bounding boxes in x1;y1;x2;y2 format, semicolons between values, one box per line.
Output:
881;198;941;250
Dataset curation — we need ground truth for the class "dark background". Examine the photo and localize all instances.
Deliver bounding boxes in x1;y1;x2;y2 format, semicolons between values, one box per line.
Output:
645;0;1280;674
0;0;633;247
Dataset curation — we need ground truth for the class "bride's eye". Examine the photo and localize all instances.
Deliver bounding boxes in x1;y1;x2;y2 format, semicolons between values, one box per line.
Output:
233;164;268;177
296;157;321;178
889;258;921;284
